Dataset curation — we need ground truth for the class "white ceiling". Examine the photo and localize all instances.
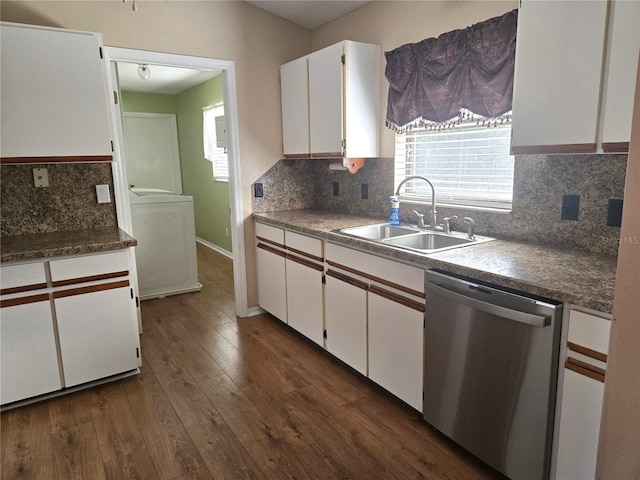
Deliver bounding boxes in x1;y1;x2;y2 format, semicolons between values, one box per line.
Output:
117;62;221;95
246;0;372;30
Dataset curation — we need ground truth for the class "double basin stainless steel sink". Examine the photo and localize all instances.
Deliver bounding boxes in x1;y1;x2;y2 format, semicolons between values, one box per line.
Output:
335;223;494;254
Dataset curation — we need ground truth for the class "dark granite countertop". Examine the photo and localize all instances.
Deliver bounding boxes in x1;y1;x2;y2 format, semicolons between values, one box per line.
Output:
1;227;137;263
253;209;617;314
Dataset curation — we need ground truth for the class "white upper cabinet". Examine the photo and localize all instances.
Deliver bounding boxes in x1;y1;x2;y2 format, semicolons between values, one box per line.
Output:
281;40;381;159
0;22;113;161
511;0;607;154
511;0;639;155
281;56;310;157
599;0;640;152
308;43;344;156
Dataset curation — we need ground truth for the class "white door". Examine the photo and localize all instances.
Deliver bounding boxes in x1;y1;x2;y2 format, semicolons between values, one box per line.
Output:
123;112;182;193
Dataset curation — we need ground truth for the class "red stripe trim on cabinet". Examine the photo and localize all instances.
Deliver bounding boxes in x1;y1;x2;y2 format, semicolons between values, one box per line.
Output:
1;293;50;308
1;283;48;296
1;155;113;164
53;280;130;299
52;271;129;288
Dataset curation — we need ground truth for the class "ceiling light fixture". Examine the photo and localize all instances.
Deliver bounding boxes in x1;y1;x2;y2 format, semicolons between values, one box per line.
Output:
123;0;138;12
137;64;151;80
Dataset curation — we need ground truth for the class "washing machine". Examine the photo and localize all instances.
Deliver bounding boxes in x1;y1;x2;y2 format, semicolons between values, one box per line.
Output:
129;188;202;300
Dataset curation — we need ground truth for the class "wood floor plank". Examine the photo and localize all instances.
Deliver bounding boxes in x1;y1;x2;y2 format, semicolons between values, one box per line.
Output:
199;373;310;479
51;422;107;480
123;369;212;480
0;401;54;479
147;311;225;383
102;448;160;480
89;382;147;463
162;376;265;479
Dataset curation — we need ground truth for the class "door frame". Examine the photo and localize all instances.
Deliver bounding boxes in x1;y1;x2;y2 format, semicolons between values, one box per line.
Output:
103;47;248;318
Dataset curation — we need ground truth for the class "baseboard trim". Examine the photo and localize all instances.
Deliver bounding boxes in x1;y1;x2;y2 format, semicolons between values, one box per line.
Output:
245;306;266;317
196;237;233;259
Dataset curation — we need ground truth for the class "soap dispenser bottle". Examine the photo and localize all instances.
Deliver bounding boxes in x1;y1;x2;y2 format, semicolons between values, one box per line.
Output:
388;196;401;226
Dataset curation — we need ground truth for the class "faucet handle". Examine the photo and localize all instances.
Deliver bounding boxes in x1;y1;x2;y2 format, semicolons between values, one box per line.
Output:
463;217;476;240
412;210;426;228
442;215;457;233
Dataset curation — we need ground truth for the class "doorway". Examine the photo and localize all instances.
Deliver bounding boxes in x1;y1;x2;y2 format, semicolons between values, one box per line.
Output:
103;47;248;318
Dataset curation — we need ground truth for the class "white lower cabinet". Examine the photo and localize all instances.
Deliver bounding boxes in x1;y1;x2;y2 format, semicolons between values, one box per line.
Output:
286;256;324;346
0;249;140;407
554;306;611;480
0;299;62;404
325;242;425;410
324;270;368;375
255;223;287;323
54;285;139;387
368;288;424;411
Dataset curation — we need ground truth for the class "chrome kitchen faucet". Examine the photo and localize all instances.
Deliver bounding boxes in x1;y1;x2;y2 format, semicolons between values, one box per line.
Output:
395;175;437;229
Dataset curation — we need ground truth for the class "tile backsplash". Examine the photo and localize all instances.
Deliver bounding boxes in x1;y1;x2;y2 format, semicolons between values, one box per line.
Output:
252;154;627;256
1;163;117;237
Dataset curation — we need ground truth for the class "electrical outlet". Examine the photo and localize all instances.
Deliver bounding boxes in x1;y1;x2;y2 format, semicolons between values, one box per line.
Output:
333;181;340;196
254;182;264;198
561;194;579;220
33;168;49;188
96;184;111;204
361;183;369;200
606;199;623;227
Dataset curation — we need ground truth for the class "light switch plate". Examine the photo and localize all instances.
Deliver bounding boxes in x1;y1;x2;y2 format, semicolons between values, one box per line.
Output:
33;168;49;188
96;184;111;204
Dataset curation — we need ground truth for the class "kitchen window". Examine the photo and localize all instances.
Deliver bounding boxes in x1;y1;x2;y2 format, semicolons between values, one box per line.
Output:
385;10;517;211
203;104;228;181
394;114;514;210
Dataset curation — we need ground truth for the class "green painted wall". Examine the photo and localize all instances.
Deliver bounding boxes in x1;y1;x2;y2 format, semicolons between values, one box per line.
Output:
176;76;231;253
120;77;231;253
121;91;177;114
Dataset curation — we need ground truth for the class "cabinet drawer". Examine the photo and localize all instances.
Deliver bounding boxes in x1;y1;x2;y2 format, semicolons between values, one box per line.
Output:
285;230;323;259
326;242;424;295
49;250;129;285
0;262;47;293
255;222;284;245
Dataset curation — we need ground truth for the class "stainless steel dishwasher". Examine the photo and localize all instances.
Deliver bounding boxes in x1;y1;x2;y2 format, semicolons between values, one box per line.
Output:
424;270;563;480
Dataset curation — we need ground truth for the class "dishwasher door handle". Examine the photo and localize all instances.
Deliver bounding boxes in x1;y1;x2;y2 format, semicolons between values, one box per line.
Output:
427;282;551;327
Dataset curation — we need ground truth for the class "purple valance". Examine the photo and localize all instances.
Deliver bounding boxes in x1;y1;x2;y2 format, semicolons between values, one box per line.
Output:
385;9;518;132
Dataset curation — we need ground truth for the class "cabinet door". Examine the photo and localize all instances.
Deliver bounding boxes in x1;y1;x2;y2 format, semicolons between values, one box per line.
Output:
309;42;344;156
600;0;640;151
343;41;381;159
281;56;310;156
256;244;287;322
555;369;605;480
511;0;608;154
1;299;62;404
0;24;112;159
368;289;424;410
285;257;324;346
324;271;368;375
55;286;138;387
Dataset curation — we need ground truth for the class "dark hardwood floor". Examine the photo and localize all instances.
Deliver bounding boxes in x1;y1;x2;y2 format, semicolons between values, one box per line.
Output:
1;244;502;479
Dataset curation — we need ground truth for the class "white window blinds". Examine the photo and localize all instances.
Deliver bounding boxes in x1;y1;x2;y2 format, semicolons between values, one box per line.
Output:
203;104;228;181
394;120;514;210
